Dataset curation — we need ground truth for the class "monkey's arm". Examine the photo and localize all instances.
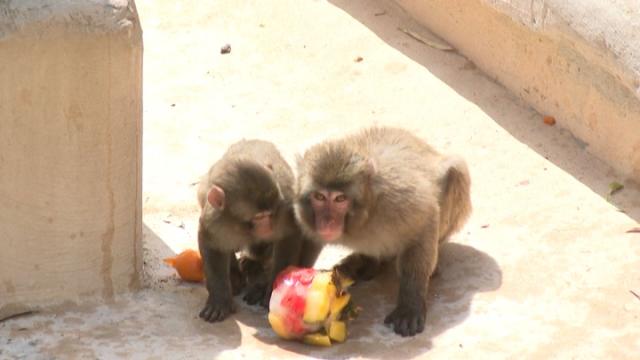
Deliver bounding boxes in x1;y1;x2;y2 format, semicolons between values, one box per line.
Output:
198;224;236;322
384;234;437;336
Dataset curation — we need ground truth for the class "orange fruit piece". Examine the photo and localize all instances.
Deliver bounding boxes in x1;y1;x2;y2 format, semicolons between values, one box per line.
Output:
163;249;204;282
543;115;556;126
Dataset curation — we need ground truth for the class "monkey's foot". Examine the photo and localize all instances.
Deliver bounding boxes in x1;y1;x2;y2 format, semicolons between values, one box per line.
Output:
199;297;236;322
384;305;426;337
243;283;270;308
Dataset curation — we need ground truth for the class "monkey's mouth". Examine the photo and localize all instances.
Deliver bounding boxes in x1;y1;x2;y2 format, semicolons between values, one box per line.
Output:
315;217;343;242
317;229;341;242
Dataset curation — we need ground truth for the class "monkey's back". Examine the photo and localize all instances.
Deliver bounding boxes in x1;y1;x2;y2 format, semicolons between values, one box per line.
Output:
351;127;443;199
342;127;446;256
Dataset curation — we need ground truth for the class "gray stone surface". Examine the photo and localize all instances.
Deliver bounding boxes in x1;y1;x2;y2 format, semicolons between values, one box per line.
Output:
486;0;640;99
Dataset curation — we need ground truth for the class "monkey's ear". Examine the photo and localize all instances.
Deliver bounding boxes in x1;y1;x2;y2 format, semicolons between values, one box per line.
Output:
207;185;225;210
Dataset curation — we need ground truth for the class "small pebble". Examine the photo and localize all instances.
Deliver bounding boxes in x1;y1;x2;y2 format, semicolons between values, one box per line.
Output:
221;44;232;54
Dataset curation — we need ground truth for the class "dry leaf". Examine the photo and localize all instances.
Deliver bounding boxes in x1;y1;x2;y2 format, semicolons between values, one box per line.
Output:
608;182;624;196
398;27;454;51
626;227;640;234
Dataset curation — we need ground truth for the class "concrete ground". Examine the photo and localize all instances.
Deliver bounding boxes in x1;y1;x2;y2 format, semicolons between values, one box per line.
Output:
2;0;640;358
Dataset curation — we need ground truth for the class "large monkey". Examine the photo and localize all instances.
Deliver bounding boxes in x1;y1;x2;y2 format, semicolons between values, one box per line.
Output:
197;139;321;322
294;127;471;336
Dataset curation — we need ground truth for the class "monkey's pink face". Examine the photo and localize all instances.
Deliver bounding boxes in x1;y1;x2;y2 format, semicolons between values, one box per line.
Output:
310;190;350;242
251;211;273;239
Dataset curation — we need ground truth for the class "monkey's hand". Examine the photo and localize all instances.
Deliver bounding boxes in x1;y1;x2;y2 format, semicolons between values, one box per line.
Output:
243;282;270;308
384;303;426;337
199;295;236;322
335;253;381;283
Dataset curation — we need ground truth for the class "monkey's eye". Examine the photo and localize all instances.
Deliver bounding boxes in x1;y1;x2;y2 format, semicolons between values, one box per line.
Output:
312;192;326;201
334;194;347;203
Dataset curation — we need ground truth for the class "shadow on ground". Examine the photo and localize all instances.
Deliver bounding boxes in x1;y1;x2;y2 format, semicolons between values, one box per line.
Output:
0;224;242;358
141;224;244;357
328;0;640;223
236;243;501;359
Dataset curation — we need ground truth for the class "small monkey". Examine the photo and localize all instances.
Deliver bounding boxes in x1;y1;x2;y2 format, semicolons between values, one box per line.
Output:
197;139;320;322
294;127;471;336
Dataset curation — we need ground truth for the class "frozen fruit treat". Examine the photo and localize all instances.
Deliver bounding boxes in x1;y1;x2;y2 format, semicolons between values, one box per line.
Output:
268;266;357;346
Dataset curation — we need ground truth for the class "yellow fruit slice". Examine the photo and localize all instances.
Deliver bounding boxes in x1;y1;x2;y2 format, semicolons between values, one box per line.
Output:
303;289;331;323
303;272;334;323
327;283;337;298
268;313;291;340
310;272;332;291
303;333;332;347
330;293;351;318
328;321;347;343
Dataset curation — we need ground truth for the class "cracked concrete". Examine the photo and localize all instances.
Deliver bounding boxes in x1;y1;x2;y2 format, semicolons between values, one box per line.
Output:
1;0;639;358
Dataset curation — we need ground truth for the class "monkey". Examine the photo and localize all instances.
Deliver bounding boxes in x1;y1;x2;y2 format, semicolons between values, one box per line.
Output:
294;126;471;336
197;139;322;322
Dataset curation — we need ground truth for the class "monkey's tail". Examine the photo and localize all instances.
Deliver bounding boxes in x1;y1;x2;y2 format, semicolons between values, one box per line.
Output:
437;155;472;243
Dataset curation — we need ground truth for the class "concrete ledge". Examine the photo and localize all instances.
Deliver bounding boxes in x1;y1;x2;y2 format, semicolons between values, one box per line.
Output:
0;0;138;38
0;0;142;319
395;0;640;179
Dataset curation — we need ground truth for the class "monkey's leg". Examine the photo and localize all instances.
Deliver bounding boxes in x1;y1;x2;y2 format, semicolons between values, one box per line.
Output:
242;242;276;306
239;243;271;285
198;226;236;322
384;235;437;336
229;253;246;295
244;233;304;307
335;253;381;283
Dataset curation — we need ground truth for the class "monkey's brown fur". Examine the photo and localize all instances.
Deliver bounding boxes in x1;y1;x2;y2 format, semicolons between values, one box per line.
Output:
197;139;320;322
295;126;471;336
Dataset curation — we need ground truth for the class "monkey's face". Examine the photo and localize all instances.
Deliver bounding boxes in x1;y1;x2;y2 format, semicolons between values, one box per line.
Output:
227;189;281;240
295;143;374;243
308;189;350;242
247;210;274;239
207;161;283;240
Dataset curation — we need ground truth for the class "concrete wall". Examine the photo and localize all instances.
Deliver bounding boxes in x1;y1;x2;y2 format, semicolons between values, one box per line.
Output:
394;0;640;180
0;0;143;319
